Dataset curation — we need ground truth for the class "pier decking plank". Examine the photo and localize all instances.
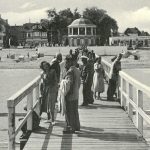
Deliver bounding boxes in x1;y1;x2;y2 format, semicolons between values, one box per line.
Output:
24;85;149;150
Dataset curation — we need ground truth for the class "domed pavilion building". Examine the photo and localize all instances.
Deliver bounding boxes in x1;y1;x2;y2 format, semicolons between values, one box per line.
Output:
68;16;97;46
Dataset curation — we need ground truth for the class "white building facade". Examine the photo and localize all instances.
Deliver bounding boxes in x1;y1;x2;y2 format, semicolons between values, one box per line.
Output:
68;17;97;46
109;35;150;48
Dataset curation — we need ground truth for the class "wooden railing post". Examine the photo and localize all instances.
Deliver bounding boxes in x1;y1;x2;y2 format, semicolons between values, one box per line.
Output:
120;77;126;108
123;79;127;110
7;102;15;150
117;76;121;100
136;90;143;135
27;91;33;131
128;83;133;119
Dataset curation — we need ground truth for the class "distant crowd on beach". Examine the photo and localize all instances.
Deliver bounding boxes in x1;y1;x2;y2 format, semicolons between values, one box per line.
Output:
20;46;123;137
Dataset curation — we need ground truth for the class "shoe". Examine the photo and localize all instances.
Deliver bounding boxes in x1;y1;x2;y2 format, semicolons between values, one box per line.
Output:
20;133;27;139
107;98;115;101
44;119;52;123
88;101;93;104
52;121;55;126
63;130;75;134
80;103;88;106
97;96;101;100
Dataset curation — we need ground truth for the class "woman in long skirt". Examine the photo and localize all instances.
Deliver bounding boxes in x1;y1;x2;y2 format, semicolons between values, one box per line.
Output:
93;56;105;100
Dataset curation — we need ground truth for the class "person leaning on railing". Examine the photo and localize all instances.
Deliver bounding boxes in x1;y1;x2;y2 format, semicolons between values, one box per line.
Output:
19;104;40;139
40;61;58;125
107;53;123;101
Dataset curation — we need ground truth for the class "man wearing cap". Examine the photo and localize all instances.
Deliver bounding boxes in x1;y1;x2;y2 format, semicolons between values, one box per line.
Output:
81;55;94;106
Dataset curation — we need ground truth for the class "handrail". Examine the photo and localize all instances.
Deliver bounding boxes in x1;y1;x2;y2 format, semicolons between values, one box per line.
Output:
101;58;112;80
7;74;41;150
119;70;150;136
102;58;150;136
7;75;41;108
120;71;150;97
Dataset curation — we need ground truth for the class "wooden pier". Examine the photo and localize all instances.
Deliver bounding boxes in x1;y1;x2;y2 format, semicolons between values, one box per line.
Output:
6;60;150;150
23;84;149;150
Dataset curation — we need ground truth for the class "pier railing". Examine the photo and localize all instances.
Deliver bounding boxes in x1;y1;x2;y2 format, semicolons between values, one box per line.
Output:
7;75;41;150
102;58;150;136
101;58;111;80
119;71;150;136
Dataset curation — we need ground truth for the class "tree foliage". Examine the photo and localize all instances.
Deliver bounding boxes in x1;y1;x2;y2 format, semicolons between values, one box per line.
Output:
41;8;80;45
42;7;118;45
83;7;118;45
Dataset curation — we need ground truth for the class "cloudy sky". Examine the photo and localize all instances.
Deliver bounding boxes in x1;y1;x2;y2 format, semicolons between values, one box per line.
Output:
0;0;150;33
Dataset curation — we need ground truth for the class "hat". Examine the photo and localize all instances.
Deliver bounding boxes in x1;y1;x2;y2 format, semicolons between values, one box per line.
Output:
65;54;72;61
117;53;123;59
81;55;89;60
56;53;62;61
65;54;77;61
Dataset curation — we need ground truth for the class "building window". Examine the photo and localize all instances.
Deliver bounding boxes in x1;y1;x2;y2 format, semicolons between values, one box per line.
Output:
33;32;40;37
85;38;88;45
87;27;91;35
28;33;31;37
79;28;85;35
69;28;72;35
93;28;96;35
77;38;80;46
73;28;78;35
42;32;47;37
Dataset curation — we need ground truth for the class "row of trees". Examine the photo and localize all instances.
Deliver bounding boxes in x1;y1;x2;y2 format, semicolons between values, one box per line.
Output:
41;7;118;46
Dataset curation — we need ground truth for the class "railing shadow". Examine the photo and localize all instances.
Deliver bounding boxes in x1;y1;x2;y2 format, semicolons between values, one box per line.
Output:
79;103;121;110
45;120;73;150
78;129;143;142
61;133;72;150
34;124;53;150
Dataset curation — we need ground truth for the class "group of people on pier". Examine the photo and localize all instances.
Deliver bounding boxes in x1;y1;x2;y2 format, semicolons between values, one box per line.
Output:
39;47;122;134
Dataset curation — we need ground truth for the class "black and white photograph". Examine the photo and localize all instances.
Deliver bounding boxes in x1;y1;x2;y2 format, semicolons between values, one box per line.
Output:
0;0;150;149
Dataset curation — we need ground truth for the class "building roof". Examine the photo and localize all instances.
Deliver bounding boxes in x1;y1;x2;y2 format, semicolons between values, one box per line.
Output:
10;25;25;32
68;16;96;28
124;27;141;35
23;23;47;32
23;23;37;31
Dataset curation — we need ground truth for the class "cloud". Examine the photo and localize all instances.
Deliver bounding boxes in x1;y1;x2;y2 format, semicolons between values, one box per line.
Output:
114;6;150;33
2;7;48;25
20;2;36;9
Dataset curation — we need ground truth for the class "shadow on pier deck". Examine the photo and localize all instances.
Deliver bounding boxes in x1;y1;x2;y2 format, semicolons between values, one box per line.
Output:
23;84;149;150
